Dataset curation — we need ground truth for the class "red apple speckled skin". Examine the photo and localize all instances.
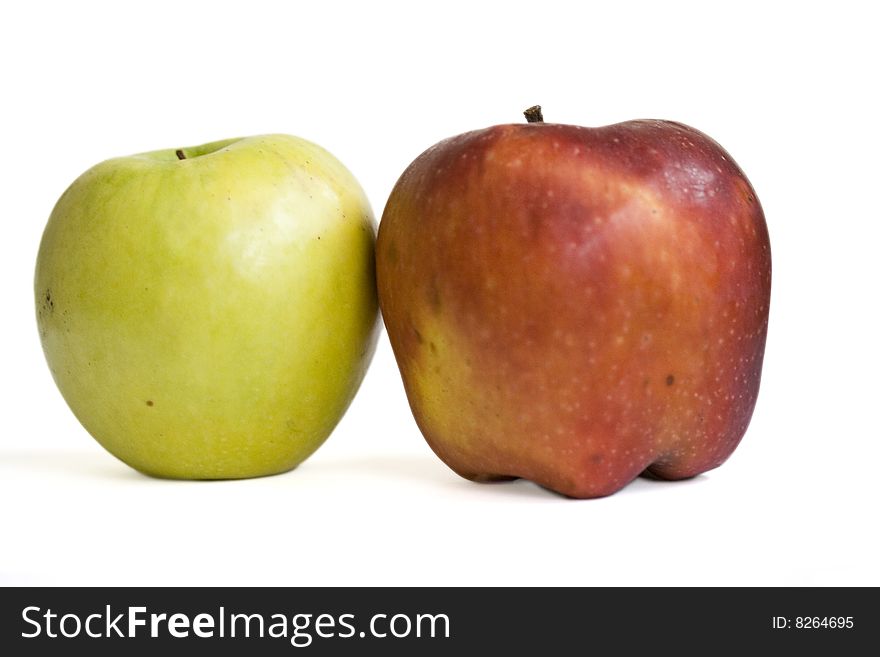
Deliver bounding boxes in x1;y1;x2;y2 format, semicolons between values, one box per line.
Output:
377;119;770;498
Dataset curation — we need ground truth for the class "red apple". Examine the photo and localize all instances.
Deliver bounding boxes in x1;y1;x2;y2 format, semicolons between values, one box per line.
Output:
376;107;771;498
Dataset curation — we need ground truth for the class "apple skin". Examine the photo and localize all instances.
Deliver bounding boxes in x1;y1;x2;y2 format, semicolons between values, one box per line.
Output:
377;118;770;498
36;134;379;479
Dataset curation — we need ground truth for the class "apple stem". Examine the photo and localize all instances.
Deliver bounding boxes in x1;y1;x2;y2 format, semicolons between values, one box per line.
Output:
524;105;544;123
175;149;186;160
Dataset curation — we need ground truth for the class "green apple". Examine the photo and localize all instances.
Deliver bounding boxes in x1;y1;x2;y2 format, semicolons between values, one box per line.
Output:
35;134;379;479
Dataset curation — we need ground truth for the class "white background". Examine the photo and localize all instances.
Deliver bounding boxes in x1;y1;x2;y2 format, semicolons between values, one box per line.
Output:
1;0;877;586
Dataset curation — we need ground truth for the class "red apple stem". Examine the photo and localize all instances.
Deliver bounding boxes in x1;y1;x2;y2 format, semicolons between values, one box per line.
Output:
175;149;186;160
523;105;544;123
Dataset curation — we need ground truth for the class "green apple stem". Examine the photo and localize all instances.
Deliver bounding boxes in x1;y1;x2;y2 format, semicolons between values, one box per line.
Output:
524;105;544;123
175;149;186;160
